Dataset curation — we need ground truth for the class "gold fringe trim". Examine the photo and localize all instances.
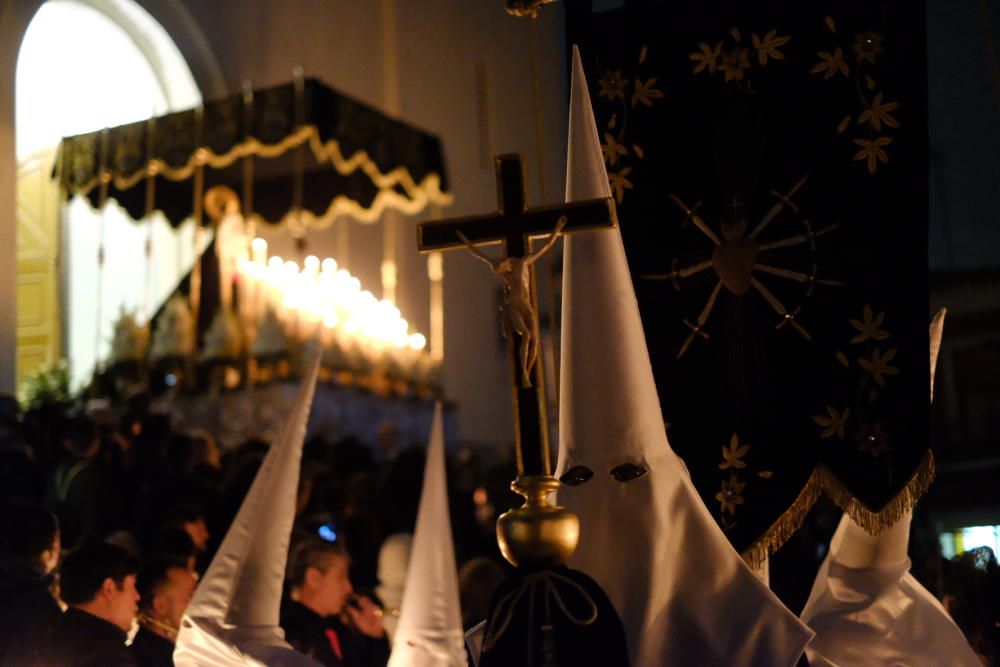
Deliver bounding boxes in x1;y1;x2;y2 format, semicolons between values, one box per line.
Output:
62;124;454;221
740;450;936;569
71;173;450;227
818;449;936;536
741;470;824;569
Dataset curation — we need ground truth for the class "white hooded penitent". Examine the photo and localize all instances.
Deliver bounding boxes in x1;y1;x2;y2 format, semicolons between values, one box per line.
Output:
387;403;466;667
174;360;322;667
801;309;981;666
555;45;814;667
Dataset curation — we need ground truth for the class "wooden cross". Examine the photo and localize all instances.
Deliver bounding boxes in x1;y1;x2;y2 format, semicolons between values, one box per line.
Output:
417;153;616;477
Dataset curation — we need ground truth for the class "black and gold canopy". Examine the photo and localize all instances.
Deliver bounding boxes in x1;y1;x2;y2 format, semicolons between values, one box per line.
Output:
568;0;930;565
56;77;451;226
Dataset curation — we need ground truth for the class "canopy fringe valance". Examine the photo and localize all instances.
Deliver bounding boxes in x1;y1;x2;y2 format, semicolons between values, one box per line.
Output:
56;77;452;226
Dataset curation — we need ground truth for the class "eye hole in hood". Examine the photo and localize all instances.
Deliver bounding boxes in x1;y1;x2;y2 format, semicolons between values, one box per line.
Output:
559;465;594;486
610;462;648;483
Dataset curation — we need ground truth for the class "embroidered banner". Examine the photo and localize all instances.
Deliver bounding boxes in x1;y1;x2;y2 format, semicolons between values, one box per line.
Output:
567;0;930;562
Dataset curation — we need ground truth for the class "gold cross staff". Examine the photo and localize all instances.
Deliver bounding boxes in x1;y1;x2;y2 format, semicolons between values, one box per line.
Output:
417;153;615;478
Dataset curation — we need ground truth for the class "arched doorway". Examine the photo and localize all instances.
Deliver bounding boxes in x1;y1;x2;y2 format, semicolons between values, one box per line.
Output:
7;0;217;391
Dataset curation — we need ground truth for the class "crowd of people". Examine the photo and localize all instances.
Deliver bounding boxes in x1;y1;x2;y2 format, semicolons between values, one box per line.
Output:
2;389;999;666
0;392;512;666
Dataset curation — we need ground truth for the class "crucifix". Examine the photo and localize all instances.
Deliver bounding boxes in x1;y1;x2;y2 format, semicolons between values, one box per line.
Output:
417;153;615;479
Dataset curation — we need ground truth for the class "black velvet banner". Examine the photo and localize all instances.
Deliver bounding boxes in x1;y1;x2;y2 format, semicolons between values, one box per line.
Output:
567;0;929;558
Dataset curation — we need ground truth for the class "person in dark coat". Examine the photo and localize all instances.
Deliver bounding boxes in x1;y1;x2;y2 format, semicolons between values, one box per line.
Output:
0;502;62;666
45;542;140;667
129;554;197;667
281;536;389;667
46;417;116;551
0;395;42;504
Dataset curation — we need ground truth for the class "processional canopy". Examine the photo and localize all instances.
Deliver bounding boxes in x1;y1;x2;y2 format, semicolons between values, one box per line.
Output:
56;77;451;226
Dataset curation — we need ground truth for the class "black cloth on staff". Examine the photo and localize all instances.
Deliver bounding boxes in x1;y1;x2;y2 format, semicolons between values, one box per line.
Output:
128;627;175;667
280;599;390;667
0;563;61;666
478;565;629;667
44;608;137;667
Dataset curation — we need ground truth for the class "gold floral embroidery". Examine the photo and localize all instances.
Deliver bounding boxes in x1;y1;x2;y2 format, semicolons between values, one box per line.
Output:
813;19;897;175
752;29;790;66
853;136;892;174
858;347;899;387
608;167;634;203
719;48;752;82
690;26;787;91
716;475;746;514
849;304;891;343
814;303;904;464
595;46;662;204
813;406;850;440
811;48;850;79
601;132;628;166
857;92;899;132
690;41;723;74
855;422;891;457
632;77;664;107
719;433;750;469
852;32;884;64
598;69;627;101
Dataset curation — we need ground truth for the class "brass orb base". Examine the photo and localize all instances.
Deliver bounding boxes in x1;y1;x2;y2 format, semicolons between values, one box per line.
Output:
497;475;579;568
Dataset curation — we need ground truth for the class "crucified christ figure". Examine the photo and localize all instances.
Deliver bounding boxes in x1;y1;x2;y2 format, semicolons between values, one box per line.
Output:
457;216;567;388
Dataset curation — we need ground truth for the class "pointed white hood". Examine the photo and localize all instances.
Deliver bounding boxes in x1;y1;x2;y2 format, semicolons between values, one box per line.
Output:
555;46;813;667
802;308;981;666
930;307;946;402
387;403;466;667
174;360;323;667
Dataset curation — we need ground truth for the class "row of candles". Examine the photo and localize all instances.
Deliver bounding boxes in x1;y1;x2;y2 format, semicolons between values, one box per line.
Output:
236;237;430;373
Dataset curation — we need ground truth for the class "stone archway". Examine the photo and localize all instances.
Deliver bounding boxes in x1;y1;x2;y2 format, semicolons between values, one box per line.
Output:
0;0;225;392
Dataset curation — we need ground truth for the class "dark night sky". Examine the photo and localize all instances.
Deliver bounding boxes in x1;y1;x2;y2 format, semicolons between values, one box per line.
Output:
927;0;1000;270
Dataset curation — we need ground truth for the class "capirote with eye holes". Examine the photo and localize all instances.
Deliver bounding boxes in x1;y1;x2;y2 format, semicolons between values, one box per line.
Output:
559;463;648;486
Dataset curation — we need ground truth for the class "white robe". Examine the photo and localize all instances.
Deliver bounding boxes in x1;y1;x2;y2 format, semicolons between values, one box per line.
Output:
802;512;981;667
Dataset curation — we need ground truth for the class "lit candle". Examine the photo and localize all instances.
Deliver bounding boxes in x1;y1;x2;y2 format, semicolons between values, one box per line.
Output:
407;333;427;382
249;238;268;323
251;237;268;265
304;255;320;281
321;308;338;346
267;256;283;318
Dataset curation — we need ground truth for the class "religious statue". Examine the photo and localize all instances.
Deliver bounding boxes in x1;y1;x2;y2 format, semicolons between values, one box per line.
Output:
205;185;249;310
457;216;566;387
